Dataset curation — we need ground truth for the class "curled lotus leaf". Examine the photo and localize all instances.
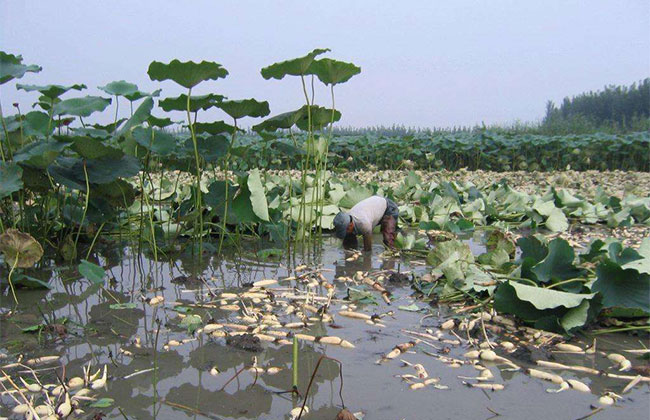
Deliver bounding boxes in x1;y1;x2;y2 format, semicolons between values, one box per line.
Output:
193;121;238;135
54;95;112;117
261;48;330;80
252;108;305;133
98;80;139;97
308;58;361;86
158;93;225;112
295;105;341;130
148;59;228;89
124;88;161;102
16;83;86;99
116;97;154;136
148;115;175;128
0;52;42;85
218;98;270;120
0;229;44;268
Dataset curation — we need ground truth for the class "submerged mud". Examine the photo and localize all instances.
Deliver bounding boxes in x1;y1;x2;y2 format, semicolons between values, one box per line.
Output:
1;232;648;419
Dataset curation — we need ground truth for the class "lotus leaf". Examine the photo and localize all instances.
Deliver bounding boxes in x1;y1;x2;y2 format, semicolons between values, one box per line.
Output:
308;58;361;85
54;95;111;117
0;51;41;84
0;229;43;268
16;83;86;99
78;260;105;285
159;93;225;112
133;127;177;155
0;162;23;198
13;140;70;168
148;60;228;89
117;97;154;135
261;48;330;80
218;98;270;120
193;121;238;135
247;169;270;221
98;80;139;97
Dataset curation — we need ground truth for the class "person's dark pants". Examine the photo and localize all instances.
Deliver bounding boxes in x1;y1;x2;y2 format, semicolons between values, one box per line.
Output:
381;198;399;248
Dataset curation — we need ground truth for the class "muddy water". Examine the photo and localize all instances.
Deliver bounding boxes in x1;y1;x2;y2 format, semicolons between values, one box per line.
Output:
1;232;648;419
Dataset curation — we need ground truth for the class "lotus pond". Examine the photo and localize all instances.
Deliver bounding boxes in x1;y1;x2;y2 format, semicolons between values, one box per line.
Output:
1;50;649;419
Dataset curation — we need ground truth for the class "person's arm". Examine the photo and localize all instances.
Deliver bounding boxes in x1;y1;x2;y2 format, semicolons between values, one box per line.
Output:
363;233;373;251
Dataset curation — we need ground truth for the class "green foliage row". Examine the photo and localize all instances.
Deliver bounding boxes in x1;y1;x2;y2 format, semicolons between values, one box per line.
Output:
231;130;650;172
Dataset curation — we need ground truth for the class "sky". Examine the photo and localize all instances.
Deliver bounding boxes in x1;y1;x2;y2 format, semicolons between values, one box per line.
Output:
2;1;649;129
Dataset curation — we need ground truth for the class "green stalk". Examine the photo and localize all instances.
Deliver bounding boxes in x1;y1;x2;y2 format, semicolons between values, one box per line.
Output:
218;120;238;254
73;161;91;258
299;75;313;241
292;335;298;391
6;254;20;305
185;88;203;258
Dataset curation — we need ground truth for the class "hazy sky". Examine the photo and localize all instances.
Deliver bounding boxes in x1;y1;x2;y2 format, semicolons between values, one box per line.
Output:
2;1;649;129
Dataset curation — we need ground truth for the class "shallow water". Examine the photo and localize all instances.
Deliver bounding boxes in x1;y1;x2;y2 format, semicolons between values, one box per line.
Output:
1;232;648;419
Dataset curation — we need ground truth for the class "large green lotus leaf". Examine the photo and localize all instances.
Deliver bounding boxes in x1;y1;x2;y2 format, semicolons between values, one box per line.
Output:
252;108;305;132
0;229;43;268
70;127;111;139
22;111;52;137
181;135;229;162
148;115;174;128
497;281;594;311
0;52;42;84
13;140;70;168
20;165;51;193
427;239;474;266
339;185;372;208
67;136;124;159
218;98;270;120
93;179;136;208
261;48;330;80
517;235;548;263
50;155;141;188
86;155;141;184
16;83;86;99
204;180;237;214
193;120;237;135
622;238;650;274
247;169;269;221
123;88;161;102
230;184;258;224
295;106;341;130
545;207;569;232
91;120;126;133
78;260;105;285
54;96;111;117
158;93;225;112
148;60;228;89
0;162;23;198
593;259;650;313
530;238;583;285
494;281;595;333
132;126;177;155
308;58;361;86
98;80;138;97
116;97;154;135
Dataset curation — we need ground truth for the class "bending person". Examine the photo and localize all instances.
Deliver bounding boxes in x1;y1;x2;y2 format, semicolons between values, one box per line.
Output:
333;195;399;251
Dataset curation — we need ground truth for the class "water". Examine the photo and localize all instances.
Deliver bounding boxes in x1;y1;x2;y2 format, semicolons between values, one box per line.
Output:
1;232;648;419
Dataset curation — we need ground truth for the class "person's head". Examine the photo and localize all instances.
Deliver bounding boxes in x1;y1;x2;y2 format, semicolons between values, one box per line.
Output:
333;212;354;239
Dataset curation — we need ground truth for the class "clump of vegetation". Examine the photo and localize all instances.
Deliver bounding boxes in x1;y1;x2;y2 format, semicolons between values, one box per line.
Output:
542;78;650;134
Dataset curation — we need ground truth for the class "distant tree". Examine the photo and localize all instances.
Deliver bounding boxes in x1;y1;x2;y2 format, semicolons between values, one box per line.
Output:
542;78;650;133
